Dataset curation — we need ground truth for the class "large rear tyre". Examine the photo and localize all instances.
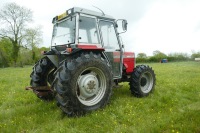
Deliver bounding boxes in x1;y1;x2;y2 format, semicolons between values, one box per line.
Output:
30;57;56;100
53;52;112;116
130;65;156;97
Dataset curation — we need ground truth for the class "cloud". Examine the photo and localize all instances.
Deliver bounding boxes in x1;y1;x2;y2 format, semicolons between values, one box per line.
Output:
130;0;200;55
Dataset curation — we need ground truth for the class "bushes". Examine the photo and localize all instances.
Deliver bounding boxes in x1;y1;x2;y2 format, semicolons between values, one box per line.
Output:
136;57;148;63
191;52;200;60
136;51;194;63
0;39;13;67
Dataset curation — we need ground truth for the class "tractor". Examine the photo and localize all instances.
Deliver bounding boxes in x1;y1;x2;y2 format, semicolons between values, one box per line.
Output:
28;7;156;116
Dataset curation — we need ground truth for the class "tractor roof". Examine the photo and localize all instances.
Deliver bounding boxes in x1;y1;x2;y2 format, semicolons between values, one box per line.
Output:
52;7;115;23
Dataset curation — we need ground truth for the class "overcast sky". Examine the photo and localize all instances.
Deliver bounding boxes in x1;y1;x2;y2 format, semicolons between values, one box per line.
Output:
1;0;200;56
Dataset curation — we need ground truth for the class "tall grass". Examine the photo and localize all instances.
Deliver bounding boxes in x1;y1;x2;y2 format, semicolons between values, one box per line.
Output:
0;62;200;133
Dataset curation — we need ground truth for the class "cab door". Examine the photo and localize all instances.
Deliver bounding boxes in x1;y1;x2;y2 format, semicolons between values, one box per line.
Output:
98;20;122;79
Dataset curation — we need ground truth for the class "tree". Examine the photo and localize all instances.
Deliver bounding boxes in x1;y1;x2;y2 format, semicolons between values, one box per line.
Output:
149;50;167;62
191;51;200;60
24;26;43;62
153;50;167;58
168;52;190;61
136;53;147;63
137;53;147;58
0;2;33;65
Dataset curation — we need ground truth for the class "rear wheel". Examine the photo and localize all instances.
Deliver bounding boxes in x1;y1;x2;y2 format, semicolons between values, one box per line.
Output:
130;65;156;97
53;52;112;116
30;57;56;100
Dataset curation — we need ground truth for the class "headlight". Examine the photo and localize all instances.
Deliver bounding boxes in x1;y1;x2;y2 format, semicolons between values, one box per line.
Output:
67;9;72;15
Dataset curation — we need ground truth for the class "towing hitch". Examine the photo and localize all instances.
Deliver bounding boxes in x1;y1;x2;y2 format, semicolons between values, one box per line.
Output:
25;86;54;100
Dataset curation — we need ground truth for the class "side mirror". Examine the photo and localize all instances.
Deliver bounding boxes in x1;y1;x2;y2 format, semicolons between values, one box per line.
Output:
122;20;128;31
116;19;128;34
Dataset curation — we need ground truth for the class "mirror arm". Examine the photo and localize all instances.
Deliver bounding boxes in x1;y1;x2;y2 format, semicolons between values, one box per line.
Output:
118;30;127;35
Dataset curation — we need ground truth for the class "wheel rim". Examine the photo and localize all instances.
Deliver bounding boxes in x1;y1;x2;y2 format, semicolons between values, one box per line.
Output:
77;67;106;106
140;71;153;93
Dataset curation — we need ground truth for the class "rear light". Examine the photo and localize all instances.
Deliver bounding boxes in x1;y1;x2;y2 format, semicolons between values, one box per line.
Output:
66;48;72;53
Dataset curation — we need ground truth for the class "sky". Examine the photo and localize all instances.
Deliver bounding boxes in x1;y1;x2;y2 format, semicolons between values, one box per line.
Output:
0;0;200;56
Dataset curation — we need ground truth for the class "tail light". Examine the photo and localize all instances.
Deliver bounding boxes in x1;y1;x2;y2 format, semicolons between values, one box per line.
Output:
66;48;72;53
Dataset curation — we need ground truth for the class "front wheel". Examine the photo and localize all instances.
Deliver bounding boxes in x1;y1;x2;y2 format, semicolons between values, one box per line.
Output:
53;52;112;116
130;65;156;97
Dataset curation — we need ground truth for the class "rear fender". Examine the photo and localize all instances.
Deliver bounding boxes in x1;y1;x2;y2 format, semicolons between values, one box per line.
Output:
45;43;107;68
46;55;59;68
45;51;109;68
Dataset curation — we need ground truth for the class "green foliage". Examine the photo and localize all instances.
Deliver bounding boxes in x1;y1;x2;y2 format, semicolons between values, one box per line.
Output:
191;51;200;59
35;47;50;62
18;47;50;66
0;38;49;67
148;56;160;62
0;62;200;132
18;48;33;66
151;50;168;62
137;53;147;58
168;52;190;62
0;38;13;67
24;27;43;63
0;2;34;65
136;57;148;63
137;51;192;63
136;53;148;63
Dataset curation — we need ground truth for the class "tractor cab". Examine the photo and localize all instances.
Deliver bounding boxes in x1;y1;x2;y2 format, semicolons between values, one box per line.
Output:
51;7;128;79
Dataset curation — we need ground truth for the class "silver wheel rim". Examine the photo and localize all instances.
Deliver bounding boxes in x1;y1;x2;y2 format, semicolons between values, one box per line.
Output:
140;71;153;93
77;67;106;106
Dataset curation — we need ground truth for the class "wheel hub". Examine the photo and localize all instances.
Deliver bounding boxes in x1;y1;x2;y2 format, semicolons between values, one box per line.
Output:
141;77;147;87
88;80;96;90
78;73;99;100
76;67;107;106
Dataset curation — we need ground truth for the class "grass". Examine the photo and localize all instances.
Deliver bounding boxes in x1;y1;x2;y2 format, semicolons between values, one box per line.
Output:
0;62;200;133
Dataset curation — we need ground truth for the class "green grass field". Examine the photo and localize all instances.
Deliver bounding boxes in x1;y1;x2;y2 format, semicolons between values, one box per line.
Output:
0;62;200;133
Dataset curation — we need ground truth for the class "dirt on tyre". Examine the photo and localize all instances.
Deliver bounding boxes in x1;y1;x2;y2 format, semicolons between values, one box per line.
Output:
53;52;112;116
30;57;56;100
130;65;156;97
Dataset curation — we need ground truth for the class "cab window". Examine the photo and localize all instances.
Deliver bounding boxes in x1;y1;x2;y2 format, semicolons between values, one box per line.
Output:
79;16;99;44
99;21;119;50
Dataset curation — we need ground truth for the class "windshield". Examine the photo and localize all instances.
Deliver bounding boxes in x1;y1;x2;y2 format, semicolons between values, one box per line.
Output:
52;17;76;46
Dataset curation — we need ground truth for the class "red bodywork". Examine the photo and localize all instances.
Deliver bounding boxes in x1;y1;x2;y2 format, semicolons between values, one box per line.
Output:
77;44;135;75
113;52;135;74
77;44;104;50
123;52;135;74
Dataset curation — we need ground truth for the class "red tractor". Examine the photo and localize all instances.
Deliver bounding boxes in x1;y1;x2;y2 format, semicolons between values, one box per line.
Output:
28;7;156;116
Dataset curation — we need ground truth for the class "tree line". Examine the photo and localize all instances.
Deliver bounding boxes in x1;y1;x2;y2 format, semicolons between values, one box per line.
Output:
136;50;200;63
0;38;48;67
